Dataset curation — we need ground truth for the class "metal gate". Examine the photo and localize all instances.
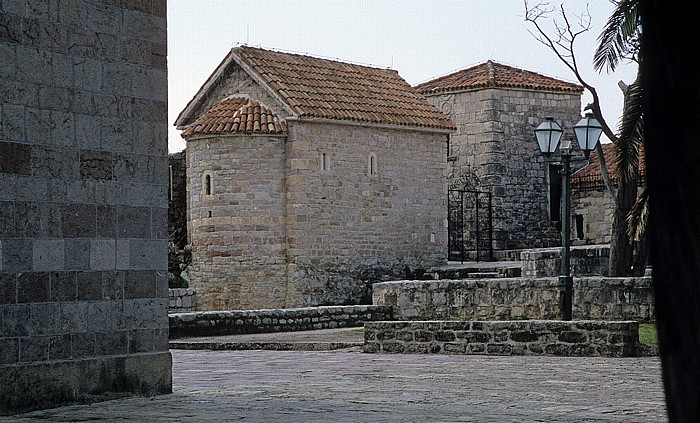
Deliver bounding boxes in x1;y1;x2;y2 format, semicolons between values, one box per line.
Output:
448;189;494;262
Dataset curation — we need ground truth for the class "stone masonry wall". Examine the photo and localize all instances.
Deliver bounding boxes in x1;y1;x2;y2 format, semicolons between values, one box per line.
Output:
426;88;581;250
364;320;639;357
373;276;654;322
520;244;610;278
0;1;171;414
169;288;196;313
169;305;392;338
572;187;615;244
284;122;448;307
187;134;288;310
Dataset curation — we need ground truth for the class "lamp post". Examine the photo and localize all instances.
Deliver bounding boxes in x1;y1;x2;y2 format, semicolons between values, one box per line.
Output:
534;113;603;320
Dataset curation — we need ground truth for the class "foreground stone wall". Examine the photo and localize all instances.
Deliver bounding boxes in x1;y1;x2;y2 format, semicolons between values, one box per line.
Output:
373;276;654;322
0;1;171;414
169;305;392;338
364;320;639;357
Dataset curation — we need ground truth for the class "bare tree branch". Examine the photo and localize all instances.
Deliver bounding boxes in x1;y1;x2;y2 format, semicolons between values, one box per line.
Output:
524;0;619;201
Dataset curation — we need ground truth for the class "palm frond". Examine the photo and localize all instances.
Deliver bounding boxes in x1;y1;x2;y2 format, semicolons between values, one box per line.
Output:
612;79;644;181
627;185;648;241
594;0;640;73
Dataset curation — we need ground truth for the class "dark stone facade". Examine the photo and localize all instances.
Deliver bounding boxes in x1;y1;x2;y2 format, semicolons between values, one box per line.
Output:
1;1;171;415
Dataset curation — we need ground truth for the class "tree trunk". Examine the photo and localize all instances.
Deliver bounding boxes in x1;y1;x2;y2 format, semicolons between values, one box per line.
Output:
641;0;700;420
608;177;637;276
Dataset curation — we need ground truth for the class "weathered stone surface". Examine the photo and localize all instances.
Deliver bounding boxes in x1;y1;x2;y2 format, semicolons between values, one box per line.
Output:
424;87;581;250
169;305;392;339
373;276;654;322
186;120;447;310
364;320;640;357
0;0;171;415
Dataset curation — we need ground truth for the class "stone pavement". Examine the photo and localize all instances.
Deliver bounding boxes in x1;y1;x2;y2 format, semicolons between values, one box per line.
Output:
3;341;665;422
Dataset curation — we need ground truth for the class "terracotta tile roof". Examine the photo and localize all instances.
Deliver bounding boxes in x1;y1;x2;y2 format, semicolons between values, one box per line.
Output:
415;60;584;95
176;46;455;132
181;97;287;138
572;142;646;186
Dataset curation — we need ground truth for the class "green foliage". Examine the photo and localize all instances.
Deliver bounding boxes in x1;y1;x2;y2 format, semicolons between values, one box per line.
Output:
639;323;658;347
169;272;189;289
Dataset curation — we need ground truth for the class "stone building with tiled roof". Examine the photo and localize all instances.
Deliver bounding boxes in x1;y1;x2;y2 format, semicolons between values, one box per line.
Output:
570;143;646;244
416;61;584;254
175;46;454;310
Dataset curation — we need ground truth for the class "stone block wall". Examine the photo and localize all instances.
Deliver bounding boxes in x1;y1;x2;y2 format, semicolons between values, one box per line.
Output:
520;244;610;277
185;118;448;310
187;134;288;310
169;288;196;313
285;122;448;307
426;88;581;250
169;305;393;338
364;320;639;357
0;1;171;414
373;276;654;322
572;187;615;244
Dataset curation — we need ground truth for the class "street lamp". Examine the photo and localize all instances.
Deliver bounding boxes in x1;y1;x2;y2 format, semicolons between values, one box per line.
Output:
534;113;603;320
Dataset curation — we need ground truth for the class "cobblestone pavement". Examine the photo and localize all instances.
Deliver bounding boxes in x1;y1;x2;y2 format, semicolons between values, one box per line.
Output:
5;349;665;422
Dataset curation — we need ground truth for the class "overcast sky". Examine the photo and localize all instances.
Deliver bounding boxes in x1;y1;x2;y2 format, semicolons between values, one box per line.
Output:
167;0;637;152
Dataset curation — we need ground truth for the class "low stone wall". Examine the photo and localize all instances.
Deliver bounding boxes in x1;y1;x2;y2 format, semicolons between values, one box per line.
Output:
520;245;610;277
169;305;393;338
169;288;197;314
364;320;639;357
373;277;654;322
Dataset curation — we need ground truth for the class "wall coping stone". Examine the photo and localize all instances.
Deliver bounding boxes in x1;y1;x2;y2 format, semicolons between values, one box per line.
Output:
170;305;393;338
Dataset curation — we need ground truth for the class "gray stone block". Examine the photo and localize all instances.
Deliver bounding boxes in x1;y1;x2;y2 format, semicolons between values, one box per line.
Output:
64;238;90;270
90;239;115;270
32;239;65;271
128;239;166;270
2;238;32;272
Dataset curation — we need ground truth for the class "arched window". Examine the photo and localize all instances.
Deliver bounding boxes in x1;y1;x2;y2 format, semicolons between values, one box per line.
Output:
202;172;214;196
368;153;378;176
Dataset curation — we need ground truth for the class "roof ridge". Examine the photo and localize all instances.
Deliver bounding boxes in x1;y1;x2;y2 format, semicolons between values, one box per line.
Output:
236;45;398;74
415;60;584;95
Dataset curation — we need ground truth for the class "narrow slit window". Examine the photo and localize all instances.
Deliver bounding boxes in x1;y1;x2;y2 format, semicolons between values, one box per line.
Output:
321;152;329;171
203;172;213;196
368;153;378;176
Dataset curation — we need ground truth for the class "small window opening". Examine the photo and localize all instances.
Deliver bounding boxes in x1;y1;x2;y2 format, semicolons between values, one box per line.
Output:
368;153;378;176
575;214;585;240
321;152;329;171
205;175;212;195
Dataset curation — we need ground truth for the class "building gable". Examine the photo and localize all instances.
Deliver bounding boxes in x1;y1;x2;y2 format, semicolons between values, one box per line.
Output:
176;46;455;133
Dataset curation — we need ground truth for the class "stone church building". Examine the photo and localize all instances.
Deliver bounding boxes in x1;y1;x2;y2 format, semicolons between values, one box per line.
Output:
416;61;585;252
175;46;455;310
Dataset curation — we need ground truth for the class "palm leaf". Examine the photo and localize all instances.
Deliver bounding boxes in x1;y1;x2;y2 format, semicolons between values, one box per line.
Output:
627;185;648;241
612;78;644;181
594;0;640;73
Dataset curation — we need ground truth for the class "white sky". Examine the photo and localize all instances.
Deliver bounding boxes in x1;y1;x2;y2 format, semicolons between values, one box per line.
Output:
167;0;637;153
